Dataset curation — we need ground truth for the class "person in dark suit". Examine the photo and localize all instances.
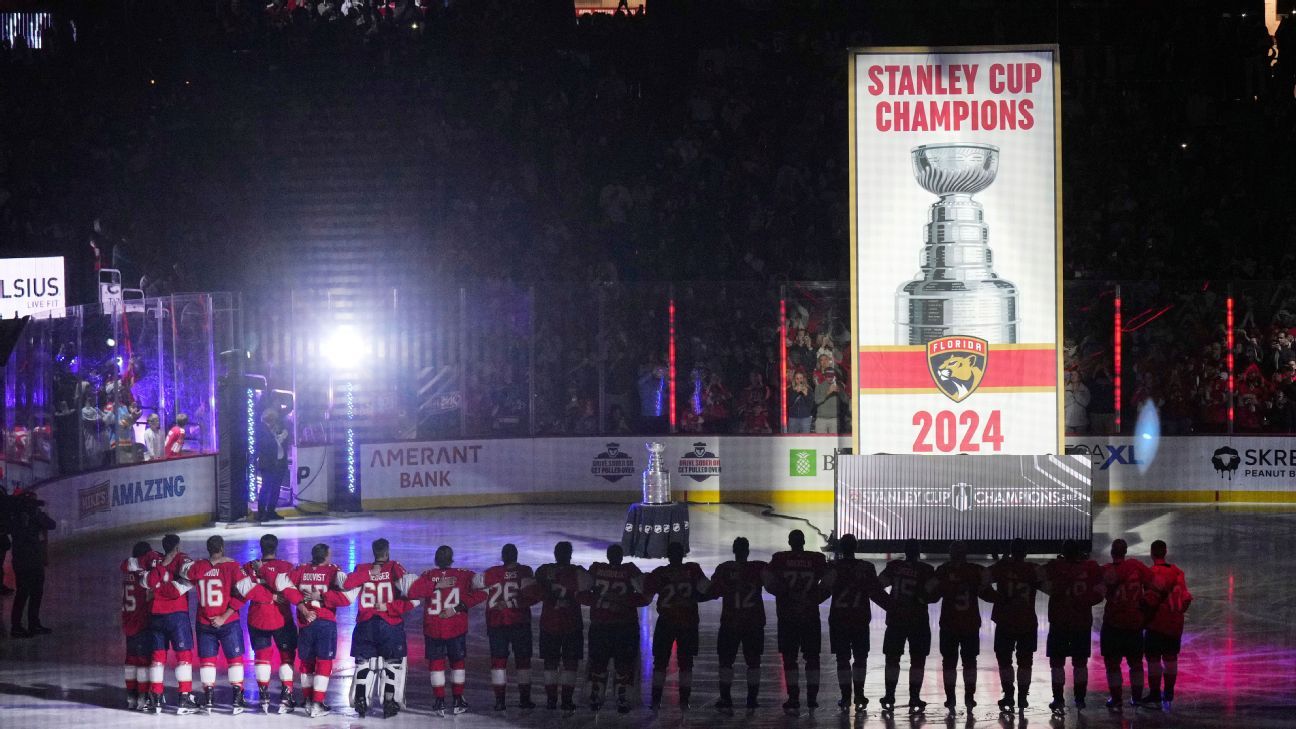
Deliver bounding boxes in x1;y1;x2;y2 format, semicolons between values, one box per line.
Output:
255;409;290;522
9;490;56;637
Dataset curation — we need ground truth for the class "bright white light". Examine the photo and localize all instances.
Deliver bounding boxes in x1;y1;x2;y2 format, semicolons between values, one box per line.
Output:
106;337;116;347
322;325;366;370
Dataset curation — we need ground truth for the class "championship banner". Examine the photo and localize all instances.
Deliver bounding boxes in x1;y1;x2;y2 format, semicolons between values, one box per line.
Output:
849;46;1062;455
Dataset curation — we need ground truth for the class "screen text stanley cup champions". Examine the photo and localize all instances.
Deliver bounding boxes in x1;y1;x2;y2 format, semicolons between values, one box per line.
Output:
849;46;1062;455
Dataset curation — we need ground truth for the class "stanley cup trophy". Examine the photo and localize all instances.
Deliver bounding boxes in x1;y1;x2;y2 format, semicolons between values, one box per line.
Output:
642;442;672;504
896;143;1020;344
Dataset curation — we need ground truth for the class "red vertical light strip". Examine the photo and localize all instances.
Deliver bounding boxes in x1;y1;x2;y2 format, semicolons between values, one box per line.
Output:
1227;296;1235;426
668;298;677;431
780;298;788;433
1114;294;1122;432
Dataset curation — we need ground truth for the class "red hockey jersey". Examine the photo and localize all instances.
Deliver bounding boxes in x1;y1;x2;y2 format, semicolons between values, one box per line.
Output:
822;557;887;624
989;558;1044;629
1145;560;1192;637
344;561;410;626
582;561;647;625
189;558;247;626
1102;557;1154;631
121;552;161;637
647;562;711;626
878;558;935;628
1042;557;1103;630
764;550;827;623
242;558;295;630
534;562;591;634
288;562;351;627
710;559;767;630
146;552;194;615
401;567;486;639
474;563;541;628
931;561;994;635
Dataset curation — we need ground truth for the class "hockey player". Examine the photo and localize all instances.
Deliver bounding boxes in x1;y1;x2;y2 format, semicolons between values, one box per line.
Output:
534;541;591;713
1041;539;1104;714
188;536;249;714
929;540;996;715
344;538;411;719
143;534;197;714
645;541;712;711
820;534;888;714
121;542;161;710
1100;538;1153;710
763;529;828;716
475;543;540;711
988;538;1044;712
581;544;645;713
282;543;352;718
242;534;299;713
1142;540;1191;711
401;545;487;716
877;538;935;714
708;536;767;715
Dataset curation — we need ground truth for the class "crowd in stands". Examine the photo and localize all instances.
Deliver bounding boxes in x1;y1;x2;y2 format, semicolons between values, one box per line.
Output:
2;2;1296;440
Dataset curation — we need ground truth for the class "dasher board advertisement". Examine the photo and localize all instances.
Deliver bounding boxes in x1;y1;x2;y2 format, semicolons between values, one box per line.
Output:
848;46;1062;455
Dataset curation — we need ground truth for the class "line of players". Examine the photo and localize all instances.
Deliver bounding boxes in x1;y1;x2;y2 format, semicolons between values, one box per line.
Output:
120;528;1191;719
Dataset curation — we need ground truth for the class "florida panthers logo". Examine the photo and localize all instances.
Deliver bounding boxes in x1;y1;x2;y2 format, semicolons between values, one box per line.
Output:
927;336;988;403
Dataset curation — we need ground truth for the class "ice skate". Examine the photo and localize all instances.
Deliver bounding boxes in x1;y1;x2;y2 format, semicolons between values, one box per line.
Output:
176;691;200;715
453;696;469;715
231;688;246;715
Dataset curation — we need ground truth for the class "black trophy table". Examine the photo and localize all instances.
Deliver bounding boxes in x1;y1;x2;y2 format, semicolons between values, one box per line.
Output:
621;501;690;558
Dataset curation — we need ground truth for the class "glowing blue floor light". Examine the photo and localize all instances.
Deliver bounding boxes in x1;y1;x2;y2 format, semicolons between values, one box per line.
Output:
323;324;366;499
246;386;260;503
345;379;356;494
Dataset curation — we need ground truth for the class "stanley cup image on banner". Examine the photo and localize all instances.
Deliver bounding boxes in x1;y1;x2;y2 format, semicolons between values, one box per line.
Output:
898;142;1016;346
849;46;1062;456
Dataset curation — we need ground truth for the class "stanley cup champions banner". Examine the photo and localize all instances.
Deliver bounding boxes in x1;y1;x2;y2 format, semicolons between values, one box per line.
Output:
849;46;1062;455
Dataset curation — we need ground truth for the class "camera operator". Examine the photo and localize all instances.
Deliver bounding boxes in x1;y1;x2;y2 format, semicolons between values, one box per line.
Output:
9;489;56;638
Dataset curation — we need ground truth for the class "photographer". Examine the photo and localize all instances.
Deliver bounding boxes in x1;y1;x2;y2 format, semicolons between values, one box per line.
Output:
9;489;56;637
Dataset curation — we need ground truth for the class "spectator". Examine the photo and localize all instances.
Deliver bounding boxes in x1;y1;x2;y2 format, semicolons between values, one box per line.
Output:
1268;390;1296;433
812;353;841;386
636;363;667;434
142;414;164;461
1065;370;1091;435
1267;332;1295;375
113;413;139;464
813;367;846;434
702;372;731;433
680;367;707;433
164;413;189;459
787;370;814;433
738;371;772;434
255;409;290;522
788;329;816;375
607;404;632;434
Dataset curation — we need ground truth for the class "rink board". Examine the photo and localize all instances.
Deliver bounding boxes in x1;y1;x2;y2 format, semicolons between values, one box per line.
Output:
359;435;852;512
1066;435;1296;503
31;454;217;543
